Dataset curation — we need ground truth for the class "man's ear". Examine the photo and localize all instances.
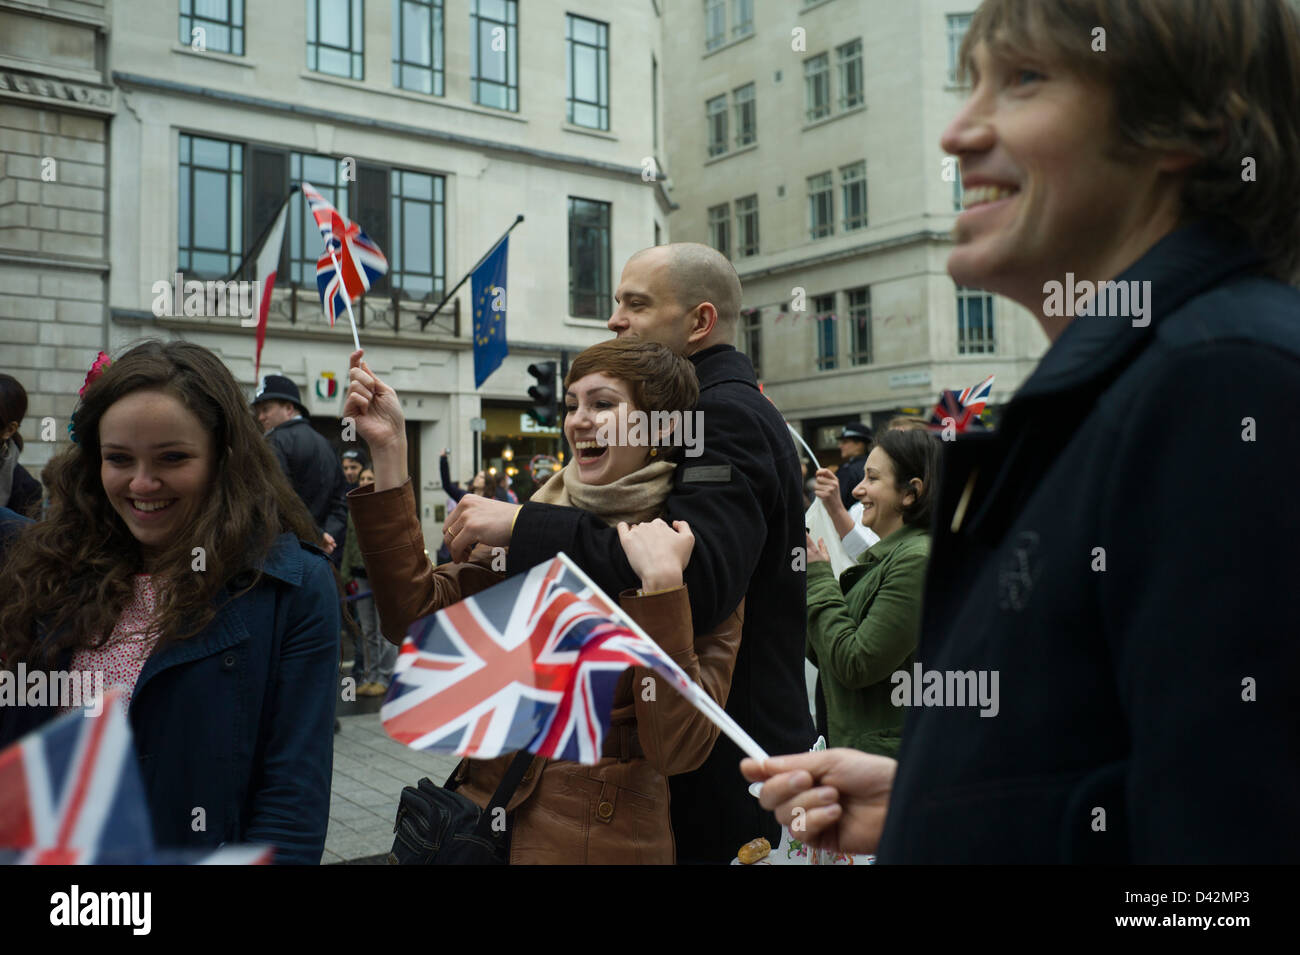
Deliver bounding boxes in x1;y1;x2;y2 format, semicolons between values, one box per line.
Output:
686;302;719;345
0;420;18;442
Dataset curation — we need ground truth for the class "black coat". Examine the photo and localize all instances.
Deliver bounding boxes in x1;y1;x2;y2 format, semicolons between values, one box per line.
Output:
3;460;42;519
836;454;866;510
508;344;816;862
879;220;1300;863
265;417;349;548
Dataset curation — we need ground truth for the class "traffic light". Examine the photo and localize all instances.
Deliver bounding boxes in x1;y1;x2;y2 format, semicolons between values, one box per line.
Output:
527;361;559;426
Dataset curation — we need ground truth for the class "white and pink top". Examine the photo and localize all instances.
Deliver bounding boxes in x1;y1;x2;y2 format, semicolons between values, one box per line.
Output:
67;573;160;714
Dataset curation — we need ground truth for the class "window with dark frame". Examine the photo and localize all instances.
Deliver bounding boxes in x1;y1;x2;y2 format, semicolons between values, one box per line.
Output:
814;293;837;370
179;133;243;278
848;285;872;365
472;0;518;111
389;169;446;300
733;82;756;146
179;0;244;55
841;161;867;231
836;38;863;109
736;194;759;257
707;94;728;157
569;197;611;318
289;152;351;286
567;14;609;130
741;307;762;377
307;0;364;80
808;171;833;239
708;203;731;259
704;0;725;50
956;284;996;354
393;0;444;95
804;53;830;121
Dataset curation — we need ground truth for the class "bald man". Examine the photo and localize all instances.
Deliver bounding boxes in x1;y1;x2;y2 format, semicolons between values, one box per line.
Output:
446;243;815;863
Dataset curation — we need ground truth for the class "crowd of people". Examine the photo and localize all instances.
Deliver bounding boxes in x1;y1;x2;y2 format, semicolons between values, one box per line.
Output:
1;0;1298;865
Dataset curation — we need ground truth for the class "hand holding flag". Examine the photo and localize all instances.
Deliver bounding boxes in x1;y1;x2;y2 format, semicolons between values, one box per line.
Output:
380;552;767;766
928;373;995;433
301;180;388;351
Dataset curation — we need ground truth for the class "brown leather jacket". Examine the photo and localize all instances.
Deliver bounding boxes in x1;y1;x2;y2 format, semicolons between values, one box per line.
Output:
348;480;743;864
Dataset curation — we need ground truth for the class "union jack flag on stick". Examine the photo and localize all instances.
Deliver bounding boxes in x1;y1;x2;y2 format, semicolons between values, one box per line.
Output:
301;180;388;352
0;691;272;864
929;373;995;433
381;554;767;765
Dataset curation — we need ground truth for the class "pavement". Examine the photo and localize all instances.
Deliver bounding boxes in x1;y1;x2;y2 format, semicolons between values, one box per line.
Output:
323;667;461;865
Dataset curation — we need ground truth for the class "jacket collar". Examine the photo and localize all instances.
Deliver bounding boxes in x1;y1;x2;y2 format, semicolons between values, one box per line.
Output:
688;344;758;390
253;531;313;586
1011;218;1262;408
860;523;927;565
269;416;309;435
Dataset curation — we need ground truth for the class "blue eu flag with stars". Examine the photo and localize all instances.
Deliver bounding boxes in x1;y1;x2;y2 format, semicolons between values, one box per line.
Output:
472;237;509;388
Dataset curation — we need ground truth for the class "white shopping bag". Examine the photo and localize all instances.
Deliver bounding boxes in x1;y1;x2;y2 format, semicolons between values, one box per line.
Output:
805;498;856;579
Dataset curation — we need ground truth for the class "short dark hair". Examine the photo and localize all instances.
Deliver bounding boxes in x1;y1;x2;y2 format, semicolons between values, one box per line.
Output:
0;373;29;452
875;428;941;529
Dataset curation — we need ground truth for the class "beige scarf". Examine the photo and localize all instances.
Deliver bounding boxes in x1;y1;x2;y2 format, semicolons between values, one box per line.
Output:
530;458;675;527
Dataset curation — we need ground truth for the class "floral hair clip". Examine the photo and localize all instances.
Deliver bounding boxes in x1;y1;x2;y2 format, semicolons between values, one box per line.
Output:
68;350;112;445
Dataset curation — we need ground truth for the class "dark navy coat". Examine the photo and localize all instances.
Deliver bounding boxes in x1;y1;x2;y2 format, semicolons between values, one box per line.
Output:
0;532;340;865
880;220;1300;863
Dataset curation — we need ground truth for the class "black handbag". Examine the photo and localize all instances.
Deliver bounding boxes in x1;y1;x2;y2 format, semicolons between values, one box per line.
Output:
387;750;534;865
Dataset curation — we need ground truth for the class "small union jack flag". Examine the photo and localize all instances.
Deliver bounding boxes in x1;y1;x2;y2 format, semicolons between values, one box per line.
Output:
300;180;388;327
381;555;699;765
0;691;275;865
929;373;995;433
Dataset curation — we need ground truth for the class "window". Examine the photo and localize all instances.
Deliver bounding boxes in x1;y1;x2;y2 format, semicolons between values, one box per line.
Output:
179;134;242;277
736;194;759;257
836;38;863;109
652;55;659;151
569;197;611;318
289;152;350;285
957;285;996;353
841;161;867;231
953;173;964;211
307;0;364;80
180;0;244;55
947;13;973;85
708;203;731;259
741;308;762;377
804;53;830;121
731;0;753;39
471;0;518;111
389;169;445;299
707;94;728;157
393;0;444;95
808;171;833;239
705;0;725;50
733;82;756;146
847;286;872;365
567;15;609;130
814;293;837;370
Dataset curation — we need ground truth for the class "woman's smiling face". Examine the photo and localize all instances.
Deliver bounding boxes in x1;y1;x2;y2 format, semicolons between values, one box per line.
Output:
563;372;650;486
99;389;214;567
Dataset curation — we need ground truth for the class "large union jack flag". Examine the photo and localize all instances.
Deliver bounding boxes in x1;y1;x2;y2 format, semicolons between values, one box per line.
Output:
381;555;697;765
929;373;995;433
0;691;273;865
300;180;388;326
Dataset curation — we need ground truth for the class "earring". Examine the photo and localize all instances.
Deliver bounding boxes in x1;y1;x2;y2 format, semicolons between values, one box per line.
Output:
649;448;658;457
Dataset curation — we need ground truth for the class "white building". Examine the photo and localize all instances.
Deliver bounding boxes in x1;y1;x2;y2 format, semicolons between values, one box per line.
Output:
94;0;670;546
661;0;1047;465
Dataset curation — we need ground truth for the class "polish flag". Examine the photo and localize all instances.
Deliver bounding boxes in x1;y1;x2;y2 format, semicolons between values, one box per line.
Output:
252;200;290;380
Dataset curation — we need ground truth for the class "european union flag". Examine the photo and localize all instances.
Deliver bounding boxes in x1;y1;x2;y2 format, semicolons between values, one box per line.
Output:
472;237;510;388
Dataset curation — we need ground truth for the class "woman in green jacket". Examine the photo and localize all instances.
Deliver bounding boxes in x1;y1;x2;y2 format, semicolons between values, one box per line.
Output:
806;428;939;757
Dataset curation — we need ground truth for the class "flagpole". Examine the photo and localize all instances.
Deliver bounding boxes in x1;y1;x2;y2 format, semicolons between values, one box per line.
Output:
419;214;524;331
787;423;821;471
556;553;771;763
325;245;363;352
224;186;299;282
